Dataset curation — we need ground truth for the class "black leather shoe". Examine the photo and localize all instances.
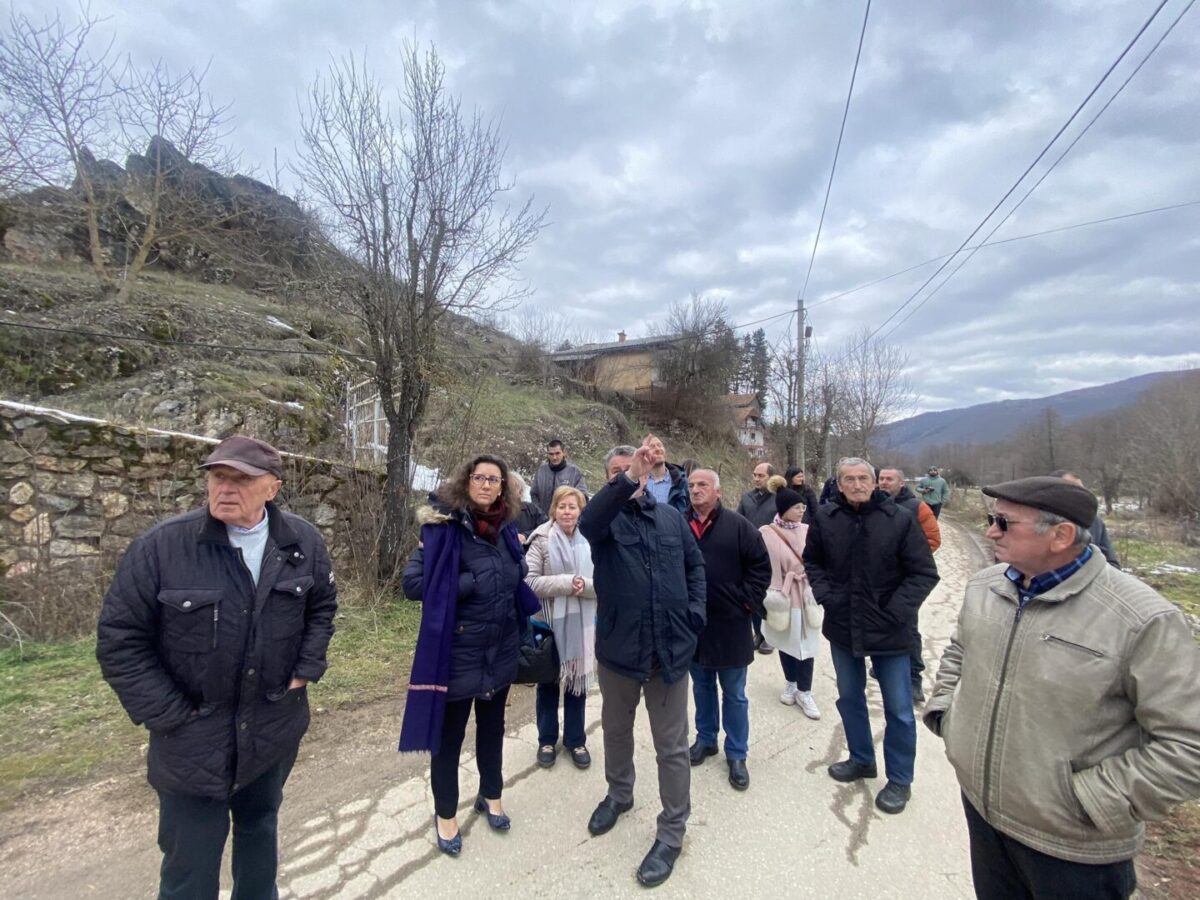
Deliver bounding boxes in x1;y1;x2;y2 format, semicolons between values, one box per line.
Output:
911;682;926;705
875;780;912;814
689;741;718;766
570;746;592;769
727;759;749;791
636;839;681;887
587;796;633;836
537;744;557;768
828;759;878;782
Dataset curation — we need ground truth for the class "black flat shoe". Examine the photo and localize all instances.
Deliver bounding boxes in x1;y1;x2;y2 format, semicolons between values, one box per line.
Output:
433;815;461;856
727;758;749;791
875;781;912;814
474;795;511;831
636;839;681;887
828;759;878;782
688;741;718;766
570;746;591;769
537;744;557;768
587;796;633;836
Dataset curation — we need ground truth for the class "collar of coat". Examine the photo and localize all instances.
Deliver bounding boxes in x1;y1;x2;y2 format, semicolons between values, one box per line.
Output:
197;500;301;549
988;547;1106;607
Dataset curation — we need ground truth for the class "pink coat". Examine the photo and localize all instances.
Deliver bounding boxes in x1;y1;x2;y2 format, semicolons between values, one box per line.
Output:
759;522;820;660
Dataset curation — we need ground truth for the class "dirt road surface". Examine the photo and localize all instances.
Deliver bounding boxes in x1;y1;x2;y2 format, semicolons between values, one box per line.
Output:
0;521;987;899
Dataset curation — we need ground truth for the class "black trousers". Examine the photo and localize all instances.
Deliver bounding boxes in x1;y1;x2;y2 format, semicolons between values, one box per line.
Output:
962;795;1136;900
431;686;509;819
157;748;297;900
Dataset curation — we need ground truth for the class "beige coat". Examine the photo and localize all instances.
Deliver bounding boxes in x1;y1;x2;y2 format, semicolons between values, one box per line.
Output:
924;551;1200;864
524;520;596;624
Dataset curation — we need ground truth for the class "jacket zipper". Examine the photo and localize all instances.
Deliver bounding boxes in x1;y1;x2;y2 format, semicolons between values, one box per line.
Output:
981;603;1023;819
1041;633;1104;657
212;605;219;649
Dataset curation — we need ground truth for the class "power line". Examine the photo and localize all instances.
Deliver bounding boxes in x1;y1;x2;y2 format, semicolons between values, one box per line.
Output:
809;199;1200;310
797;0;871;305
879;0;1196;341
859;0;1174;347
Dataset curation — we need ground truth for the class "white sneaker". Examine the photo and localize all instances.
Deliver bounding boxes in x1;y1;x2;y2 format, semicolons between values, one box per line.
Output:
779;682;798;705
797;691;821;720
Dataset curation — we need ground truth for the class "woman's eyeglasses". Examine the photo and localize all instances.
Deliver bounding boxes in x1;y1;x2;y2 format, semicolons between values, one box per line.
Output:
470;474;503;486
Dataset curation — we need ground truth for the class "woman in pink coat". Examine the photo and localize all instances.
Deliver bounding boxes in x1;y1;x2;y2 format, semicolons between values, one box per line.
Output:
758;476;821;720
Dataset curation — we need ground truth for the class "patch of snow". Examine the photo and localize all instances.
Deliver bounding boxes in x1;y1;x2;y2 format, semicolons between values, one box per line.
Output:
1146;564;1199;576
266;399;306;411
265;315;297;332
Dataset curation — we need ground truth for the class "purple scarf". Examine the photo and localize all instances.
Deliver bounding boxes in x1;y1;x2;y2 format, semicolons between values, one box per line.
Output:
398;519;539;754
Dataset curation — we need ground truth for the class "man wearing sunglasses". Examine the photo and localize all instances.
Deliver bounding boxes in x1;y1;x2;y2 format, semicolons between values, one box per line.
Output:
924;476;1200;900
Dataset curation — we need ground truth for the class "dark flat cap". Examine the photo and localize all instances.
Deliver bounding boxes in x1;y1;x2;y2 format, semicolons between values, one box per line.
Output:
199;435;283;478
982;476;1097;528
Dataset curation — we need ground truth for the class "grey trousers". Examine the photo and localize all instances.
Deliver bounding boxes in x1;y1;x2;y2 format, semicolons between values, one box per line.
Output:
597;662;691;848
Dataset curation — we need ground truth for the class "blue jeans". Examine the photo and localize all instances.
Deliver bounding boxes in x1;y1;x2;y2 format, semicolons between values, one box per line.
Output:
536;681;587;749
690;664;749;760
829;642;916;784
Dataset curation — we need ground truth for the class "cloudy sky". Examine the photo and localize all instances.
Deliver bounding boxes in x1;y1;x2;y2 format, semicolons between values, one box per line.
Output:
24;0;1200;414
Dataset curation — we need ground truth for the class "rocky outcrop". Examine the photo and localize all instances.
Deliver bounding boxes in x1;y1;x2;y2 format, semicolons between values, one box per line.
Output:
1;138;317;287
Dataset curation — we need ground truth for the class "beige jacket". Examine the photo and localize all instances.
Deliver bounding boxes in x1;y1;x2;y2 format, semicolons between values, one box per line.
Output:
524;520;595;624
924;551;1200;863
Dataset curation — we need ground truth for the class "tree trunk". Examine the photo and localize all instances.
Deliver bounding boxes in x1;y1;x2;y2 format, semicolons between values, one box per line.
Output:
380;412;415;584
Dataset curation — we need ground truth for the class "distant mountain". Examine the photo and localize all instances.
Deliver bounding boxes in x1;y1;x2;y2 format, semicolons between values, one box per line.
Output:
877;369;1197;456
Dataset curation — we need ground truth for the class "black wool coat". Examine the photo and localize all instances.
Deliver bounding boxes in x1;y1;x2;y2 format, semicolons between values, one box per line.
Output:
803;489;939;657
736;488;777;529
692;506;772;669
578;473;707;684
96;503;337;799
403;506;526;702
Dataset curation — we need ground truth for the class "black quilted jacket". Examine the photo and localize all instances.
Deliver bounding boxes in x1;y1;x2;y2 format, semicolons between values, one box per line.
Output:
96;503;337;799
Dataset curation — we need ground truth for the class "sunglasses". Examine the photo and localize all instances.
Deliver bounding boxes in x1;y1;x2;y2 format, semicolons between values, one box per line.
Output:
986;513;1033;532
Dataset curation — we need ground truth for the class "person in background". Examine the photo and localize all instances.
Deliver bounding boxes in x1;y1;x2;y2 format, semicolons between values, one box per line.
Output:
925;476;1200;900
1051;469;1121;568
643;434;691;514
686;468;772;791
530;439;589;513
877;467;941;704
737;461;777;654
525;486;596;771
759;475;822;720
400;454;540;856
96;435;338;899
782;466;819;523
916;466;951;518
511;471;547;549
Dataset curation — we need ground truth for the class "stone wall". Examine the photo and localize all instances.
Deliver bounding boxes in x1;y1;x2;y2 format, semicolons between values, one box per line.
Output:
0;401;375;578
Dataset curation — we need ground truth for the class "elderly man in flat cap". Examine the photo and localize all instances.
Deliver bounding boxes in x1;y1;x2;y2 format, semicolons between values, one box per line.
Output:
97;435;337;900
924;476;1200;900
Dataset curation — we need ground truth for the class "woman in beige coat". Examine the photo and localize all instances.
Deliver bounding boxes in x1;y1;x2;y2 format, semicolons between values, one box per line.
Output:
524;485;596;769
759;476;821;720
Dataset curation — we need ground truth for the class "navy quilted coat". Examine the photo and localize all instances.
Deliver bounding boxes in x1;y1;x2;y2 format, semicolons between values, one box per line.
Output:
402;507;526;701
96;503;337;799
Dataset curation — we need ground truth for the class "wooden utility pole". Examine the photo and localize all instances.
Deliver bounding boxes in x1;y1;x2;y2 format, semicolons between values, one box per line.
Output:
796;297;806;472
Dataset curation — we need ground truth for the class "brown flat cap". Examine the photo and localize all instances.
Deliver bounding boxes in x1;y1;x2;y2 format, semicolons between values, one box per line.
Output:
199;435;283;478
982;476;1097;528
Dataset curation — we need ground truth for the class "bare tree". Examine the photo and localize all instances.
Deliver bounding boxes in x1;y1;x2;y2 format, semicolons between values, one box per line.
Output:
296;46;546;572
837;327;916;456
0;4;118;285
111;58;235;300
654;292;739;424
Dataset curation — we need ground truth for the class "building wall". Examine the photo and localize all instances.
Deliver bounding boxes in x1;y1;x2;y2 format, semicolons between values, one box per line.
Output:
592;349;656;395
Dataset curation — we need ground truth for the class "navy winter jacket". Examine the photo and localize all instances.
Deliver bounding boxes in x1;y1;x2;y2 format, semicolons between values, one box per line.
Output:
402;507;526;701
578;474;706;684
803;489;939;656
96;503;337;799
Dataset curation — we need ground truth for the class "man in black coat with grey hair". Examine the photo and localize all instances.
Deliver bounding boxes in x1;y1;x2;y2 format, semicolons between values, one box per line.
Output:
804;456;938;816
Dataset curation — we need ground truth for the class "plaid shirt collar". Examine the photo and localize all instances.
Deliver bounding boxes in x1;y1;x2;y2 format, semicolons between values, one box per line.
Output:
1005;544;1093;607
